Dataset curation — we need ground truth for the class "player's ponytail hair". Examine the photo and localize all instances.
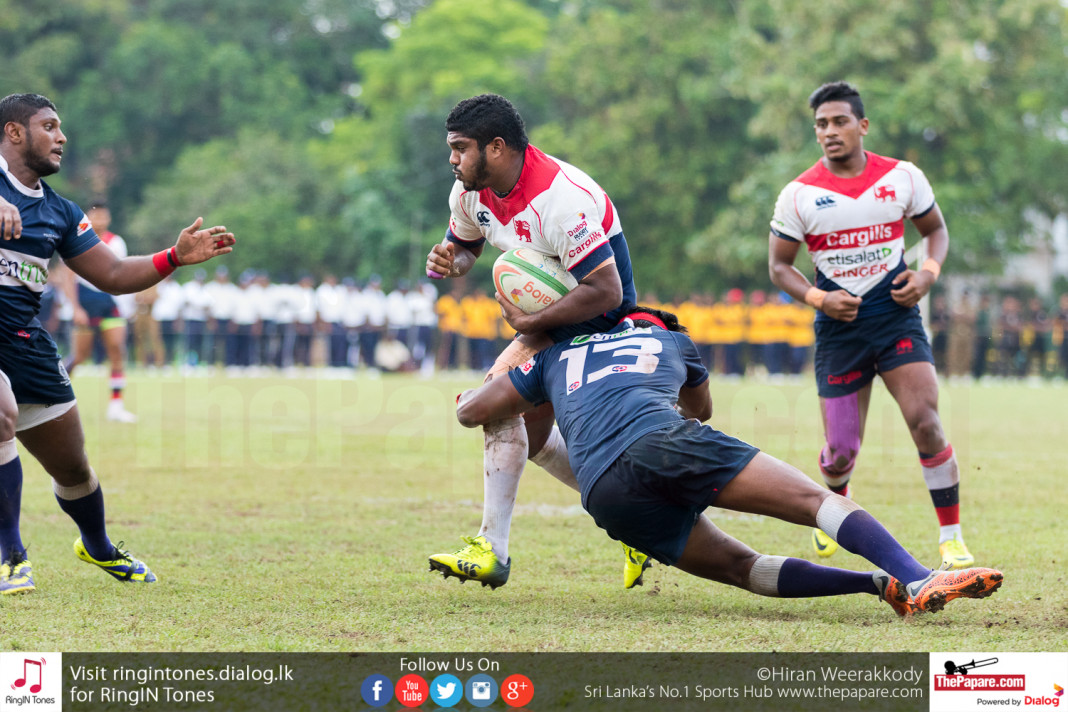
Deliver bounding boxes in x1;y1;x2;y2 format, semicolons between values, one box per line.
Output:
624;306;687;334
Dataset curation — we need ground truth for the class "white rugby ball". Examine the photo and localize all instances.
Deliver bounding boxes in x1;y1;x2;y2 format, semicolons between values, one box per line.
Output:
492;248;578;314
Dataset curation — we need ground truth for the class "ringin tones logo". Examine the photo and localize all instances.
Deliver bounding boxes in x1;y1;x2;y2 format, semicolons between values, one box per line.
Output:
1;652;61;710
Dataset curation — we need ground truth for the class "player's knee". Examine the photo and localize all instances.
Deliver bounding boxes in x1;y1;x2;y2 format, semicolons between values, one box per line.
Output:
46;456;93;487
0;405;16;443
821;443;857;475
483;416;524;439
908;412;944;449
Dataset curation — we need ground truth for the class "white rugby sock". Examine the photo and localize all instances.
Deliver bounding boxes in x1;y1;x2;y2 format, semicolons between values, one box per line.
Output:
747;554;786;596
478;416;527;563
529;425;579;492
815;494;863;540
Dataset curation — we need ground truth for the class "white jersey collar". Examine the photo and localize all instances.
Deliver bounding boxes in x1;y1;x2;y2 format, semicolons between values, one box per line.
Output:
0;153;45;199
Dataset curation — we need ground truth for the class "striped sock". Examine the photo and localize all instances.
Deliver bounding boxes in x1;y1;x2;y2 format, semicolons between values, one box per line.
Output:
920;445;961;542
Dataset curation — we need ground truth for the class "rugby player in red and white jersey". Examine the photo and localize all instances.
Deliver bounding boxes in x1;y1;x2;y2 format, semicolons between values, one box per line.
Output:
425;94;646;590
768;81;973;570
62;200;138;422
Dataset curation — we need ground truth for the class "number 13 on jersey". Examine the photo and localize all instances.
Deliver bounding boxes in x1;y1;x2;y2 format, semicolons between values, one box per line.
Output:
560;337;662;394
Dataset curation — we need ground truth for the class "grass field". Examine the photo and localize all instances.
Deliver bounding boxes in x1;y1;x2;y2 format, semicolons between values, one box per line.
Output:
1;371;1064;653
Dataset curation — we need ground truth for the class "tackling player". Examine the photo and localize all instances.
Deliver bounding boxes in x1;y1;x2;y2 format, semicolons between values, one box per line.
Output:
425;94;646;589
768;81;972;569
454;307;1002;616
0;93;235;594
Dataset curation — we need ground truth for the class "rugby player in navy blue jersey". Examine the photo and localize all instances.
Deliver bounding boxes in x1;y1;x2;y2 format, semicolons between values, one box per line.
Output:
454;307;1002;616
769;81;972;569
0;93;235;594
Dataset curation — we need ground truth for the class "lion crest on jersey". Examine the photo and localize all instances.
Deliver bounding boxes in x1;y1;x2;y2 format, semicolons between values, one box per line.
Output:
514;219;532;242
874;185;896;202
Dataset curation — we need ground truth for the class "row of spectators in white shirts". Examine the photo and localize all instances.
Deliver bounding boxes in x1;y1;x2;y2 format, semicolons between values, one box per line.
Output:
150;267;438;333
46;266;441;371
146;267;439;370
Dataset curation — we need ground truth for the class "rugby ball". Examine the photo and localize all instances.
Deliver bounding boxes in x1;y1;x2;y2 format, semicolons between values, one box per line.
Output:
492;248;578;314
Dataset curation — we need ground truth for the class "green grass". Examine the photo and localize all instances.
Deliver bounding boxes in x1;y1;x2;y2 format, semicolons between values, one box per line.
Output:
1;371;1064;652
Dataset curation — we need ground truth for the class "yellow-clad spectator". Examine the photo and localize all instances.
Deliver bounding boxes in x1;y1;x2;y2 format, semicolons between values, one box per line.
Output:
745;290;776;376
498;301;516;349
762;292;793;376
460;288;501;370
688;294;717;371
715;288;748;377
435;283;466;370
785;294;816;375
673;295;701;340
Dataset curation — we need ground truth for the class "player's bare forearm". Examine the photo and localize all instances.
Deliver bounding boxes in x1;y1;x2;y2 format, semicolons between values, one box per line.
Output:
501;268;622;335
456;380;533;428
912;204;949;265
677;383;713;422
66;218;234;295
427;239;481;278
768;233;813;303
769;233;861;320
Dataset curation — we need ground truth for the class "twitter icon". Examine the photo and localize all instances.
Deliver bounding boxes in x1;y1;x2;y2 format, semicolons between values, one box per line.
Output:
430;673;463;707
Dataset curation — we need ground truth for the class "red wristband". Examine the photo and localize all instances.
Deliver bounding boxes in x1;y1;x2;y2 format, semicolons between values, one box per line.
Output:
152;247;180;277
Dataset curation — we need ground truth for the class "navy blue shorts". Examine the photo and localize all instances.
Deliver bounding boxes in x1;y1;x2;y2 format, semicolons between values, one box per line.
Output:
584;419;759;565
0;326;74;405
814;307;933;398
77;284;121;325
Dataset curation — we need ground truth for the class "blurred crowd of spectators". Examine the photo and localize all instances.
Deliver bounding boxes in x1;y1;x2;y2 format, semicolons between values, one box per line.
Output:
928;291;1068;381
39;269;1068;382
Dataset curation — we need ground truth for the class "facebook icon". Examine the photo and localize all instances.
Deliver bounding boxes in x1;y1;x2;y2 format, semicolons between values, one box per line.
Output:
361;674;393;707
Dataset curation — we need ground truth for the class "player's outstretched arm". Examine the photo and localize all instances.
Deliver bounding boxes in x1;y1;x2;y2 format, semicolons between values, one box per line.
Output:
64;217;235;295
456;379;534;429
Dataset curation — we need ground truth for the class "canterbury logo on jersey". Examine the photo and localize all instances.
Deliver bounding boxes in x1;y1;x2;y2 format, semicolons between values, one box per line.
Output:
0;250;49;291
815;195;836;209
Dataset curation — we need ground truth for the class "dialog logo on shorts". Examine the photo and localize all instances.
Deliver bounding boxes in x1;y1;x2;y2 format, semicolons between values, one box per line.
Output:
895;337;913;355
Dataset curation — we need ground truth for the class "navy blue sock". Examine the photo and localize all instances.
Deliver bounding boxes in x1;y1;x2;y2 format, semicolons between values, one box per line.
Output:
835;510;931;584
776;558;876;597
0;455;26;560
55;485;113;560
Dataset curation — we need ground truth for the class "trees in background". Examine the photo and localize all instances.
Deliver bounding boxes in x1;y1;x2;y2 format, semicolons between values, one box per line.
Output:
1;0;1063;293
